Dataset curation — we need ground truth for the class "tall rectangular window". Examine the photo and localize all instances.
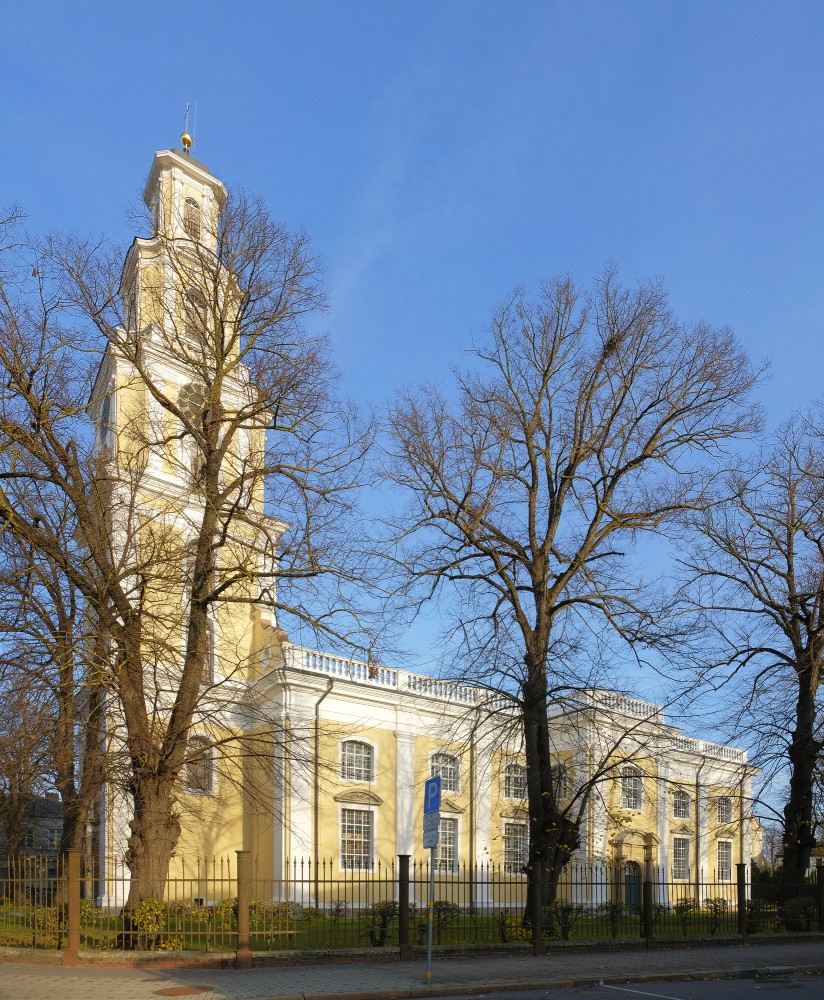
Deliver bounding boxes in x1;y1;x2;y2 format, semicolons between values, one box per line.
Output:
340;808;372;870
503;822;528;875
673;836;690;881
717;796;733;824
430;753;460;793
673;789;690;819
184;736;214;794
435;817;457;872
717;841;732;882
340;741;373;782
184;197;201;240
620;766;643;811
503;763;526;800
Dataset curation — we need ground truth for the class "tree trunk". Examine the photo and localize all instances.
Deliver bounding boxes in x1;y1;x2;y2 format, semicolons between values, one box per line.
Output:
781;666;821;890
125;780;181;906
523;665;582;942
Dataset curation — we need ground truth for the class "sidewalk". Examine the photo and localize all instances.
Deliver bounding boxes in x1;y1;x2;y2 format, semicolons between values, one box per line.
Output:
1;939;824;1000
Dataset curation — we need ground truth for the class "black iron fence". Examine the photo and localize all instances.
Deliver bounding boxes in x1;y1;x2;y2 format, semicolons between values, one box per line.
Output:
1;853;822;964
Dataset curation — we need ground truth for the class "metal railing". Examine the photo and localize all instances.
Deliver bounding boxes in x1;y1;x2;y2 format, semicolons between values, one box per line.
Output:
2;853;822;963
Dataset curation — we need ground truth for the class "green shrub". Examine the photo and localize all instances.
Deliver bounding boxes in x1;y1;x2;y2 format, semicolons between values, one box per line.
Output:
596;900;623;938
674;898;697;935
704;897;728;935
781;896;818;932
747;898;782;933
365;899;398;947
132;898;166;950
432;900;460;944
79;899;98;928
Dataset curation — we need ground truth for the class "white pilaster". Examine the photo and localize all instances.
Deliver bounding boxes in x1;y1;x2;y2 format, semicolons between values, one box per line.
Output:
395;732;416;856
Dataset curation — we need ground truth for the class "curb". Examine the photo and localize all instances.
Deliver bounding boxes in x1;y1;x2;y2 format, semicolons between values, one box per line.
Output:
261;963;824;1000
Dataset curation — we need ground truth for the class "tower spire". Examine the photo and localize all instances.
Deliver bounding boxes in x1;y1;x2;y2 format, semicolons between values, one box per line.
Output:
181;103;193;155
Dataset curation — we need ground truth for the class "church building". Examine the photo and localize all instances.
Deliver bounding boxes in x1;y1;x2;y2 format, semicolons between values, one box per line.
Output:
93;140;757;908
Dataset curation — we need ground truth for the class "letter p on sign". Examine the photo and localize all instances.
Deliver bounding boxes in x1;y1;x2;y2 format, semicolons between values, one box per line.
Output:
424;775;441;814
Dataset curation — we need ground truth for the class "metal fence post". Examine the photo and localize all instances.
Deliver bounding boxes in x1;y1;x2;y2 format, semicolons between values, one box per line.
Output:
816;862;824;932
61;849;81;966
530;860;546;955
642;878;654;941
235;850;252;969
736;862;747;938
397;854;412;959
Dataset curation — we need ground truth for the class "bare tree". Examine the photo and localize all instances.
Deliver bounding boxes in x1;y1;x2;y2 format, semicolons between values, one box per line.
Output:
0;168;371;909
0;667;54;857
0;493;108;855
680;414;824;888
385;272;760;939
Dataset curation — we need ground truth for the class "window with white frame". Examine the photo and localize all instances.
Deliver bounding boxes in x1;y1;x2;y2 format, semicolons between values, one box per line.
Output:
672;836;690;880
97;380;116;455
201;618;216;684
620;765;643;811
717;840;732;882
503;763;526;800
673;789;690;819
184;196;202;240
340;740;373;782
717;796;733;824
503;821;528;875
184;735;215;794
430;752;460;793
434;817;457;872
340;807;373;870
184;286;208;341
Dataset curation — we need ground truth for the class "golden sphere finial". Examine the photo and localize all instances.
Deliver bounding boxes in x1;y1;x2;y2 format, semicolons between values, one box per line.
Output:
181;129;193;153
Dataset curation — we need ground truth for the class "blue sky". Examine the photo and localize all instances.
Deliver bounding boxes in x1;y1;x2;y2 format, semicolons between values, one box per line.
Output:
2;1;823;689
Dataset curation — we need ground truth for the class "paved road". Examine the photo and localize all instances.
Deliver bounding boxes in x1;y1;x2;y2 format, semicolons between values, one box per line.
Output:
1;939;823;1000
426;975;824;1000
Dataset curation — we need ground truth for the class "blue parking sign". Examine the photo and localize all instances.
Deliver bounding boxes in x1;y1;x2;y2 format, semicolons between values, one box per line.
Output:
424;775;441;814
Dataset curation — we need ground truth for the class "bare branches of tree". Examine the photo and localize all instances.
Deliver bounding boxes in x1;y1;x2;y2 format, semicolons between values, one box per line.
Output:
385;271;760;937
0;172;373;908
680;412;824;886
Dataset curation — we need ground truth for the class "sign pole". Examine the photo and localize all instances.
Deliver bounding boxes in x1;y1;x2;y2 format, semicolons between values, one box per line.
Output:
422;774;441;985
427;846;435;982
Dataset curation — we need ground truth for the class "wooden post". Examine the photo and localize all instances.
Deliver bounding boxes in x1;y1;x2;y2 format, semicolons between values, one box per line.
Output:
397;854;413;959
61;849;81;966
235;850;252;969
816;862;824;932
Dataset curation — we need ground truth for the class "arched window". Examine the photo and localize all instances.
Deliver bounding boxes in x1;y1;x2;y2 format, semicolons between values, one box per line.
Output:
620;765;643;811
340;740;373;782
184;735;214;794
184;196;201;240
717;796;733;824
98;383;115;454
178;382;207;480
673;789;690;819
503;763;526;800
430;752;460;793
184;286;208;341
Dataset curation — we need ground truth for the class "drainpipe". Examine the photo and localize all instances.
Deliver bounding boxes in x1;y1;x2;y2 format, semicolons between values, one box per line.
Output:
313;677;334;904
694;757;706;907
469;706;480;910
